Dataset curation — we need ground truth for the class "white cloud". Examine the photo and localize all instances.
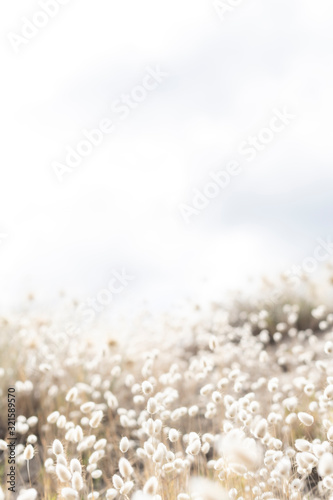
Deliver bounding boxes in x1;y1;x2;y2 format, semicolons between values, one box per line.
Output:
1;0;333;310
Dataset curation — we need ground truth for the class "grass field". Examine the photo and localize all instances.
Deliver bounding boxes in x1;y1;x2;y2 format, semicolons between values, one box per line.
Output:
1;282;333;499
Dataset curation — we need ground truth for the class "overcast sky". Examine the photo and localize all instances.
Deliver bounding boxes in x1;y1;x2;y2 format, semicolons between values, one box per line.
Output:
1;0;333;315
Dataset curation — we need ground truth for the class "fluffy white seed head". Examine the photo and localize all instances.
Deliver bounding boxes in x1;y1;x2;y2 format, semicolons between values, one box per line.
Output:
187;439;201;456
328;426;333;442
120;481;134;495
119;436;129;453
57;415;67;429
168;428;180;442
147;397;158;414
112;474;124;490
106;490;118;500
91;469;102;479
23;445;34;461
298;412;314;426
74;425;83;443
89;450;105;464
143;476;159;496
94;439;107;450
89;410;103;429
254;419;268;439
119;457;133;478
66;387;78;403
72;471;84;491
324;341;333;355
324;385;333;400
318;452;333;477
52;439;64;455
295;439;311;452
142;381;153;395
57;454;67;466
61;488;78;500
56;463;71;482
47;411;60;424
87;493;99;500
80;402;95;414
188;405;199;417
0;440;7;451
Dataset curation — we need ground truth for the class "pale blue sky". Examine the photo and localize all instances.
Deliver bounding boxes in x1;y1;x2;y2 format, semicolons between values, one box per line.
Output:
1;0;333;314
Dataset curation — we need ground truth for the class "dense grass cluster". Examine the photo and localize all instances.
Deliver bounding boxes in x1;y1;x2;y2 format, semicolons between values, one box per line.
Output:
1;294;333;499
